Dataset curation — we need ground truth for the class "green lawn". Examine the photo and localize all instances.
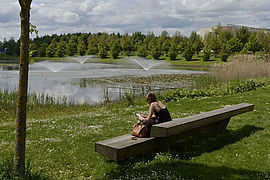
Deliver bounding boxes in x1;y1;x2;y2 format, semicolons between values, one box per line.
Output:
1;85;270;179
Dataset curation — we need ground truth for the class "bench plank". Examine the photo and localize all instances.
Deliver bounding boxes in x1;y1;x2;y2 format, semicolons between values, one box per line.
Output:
151;103;254;137
95;134;159;161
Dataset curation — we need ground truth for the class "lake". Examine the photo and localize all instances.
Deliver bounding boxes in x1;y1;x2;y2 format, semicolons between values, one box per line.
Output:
0;60;206;105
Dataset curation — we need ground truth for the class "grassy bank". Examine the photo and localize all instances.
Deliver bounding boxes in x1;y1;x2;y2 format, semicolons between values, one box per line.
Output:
1;82;270;179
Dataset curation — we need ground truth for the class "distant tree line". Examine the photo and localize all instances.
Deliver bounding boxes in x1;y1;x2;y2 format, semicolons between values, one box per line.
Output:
1;27;270;61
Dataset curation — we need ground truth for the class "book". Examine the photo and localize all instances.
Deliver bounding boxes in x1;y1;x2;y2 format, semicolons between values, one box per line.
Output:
136;113;143;119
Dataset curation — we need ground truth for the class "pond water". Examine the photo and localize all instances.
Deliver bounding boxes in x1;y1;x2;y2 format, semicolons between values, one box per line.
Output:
0;60;206;105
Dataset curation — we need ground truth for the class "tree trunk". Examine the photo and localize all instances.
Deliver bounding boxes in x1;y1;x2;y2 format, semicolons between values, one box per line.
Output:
14;0;32;178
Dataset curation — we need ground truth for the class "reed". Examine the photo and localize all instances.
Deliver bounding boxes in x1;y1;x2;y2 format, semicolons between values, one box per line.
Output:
210;54;270;82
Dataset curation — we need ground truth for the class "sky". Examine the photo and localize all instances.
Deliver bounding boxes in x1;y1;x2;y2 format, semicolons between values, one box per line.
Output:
0;0;270;41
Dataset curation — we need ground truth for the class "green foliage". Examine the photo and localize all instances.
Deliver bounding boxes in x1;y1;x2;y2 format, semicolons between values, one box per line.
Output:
56;41;66;57
87;40;98;55
66;39;77;56
245;34;262;54
202;47;211;61
209;31;222;57
220;44;230;62
111;41;121;59
183;42;194;61
161;39;171;56
121;34;133;56
46;39;57;57
219;30;233;43
38;43;48;57
77;38;86;56
150;43;161;60
190;31;204;56
236;27;250;46
220;53;229;62
168;43;178;60
226;37;243;54
161;79;265;101
136;45;148;57
98;43;108;59
125;93;134;106
4;37;17;55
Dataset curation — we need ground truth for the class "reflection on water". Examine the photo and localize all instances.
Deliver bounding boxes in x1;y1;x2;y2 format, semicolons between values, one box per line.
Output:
0;62;206;105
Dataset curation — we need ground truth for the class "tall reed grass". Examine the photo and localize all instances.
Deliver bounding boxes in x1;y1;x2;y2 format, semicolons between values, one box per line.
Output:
0;90;74;118
210;54;270;82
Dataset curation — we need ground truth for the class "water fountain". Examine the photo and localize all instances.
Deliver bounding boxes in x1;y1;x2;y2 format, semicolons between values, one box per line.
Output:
127;56;165;70
68;55;97;64
35;61;70;72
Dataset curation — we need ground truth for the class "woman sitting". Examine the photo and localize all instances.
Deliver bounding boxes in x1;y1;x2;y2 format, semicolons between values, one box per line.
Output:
139;92;172;137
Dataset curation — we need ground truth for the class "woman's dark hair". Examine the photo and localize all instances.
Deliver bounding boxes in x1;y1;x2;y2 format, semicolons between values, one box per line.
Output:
146;92;157;103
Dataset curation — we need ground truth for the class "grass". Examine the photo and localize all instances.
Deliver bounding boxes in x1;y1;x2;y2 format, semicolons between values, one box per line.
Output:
1;83;270;179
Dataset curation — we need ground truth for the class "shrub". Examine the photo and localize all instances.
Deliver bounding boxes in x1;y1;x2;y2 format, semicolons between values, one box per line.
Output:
161;79;266;102
220;52;229;62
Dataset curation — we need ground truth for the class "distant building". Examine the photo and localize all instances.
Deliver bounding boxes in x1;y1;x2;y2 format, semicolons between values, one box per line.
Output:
200;24;270;39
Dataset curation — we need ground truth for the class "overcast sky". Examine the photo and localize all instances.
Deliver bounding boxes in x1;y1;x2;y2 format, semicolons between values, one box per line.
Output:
0;0;270;41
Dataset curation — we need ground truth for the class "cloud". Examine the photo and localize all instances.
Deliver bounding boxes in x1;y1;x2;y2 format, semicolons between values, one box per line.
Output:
1;0;270;41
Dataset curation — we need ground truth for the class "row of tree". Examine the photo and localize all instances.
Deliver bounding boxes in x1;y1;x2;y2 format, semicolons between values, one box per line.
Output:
1;27;270;61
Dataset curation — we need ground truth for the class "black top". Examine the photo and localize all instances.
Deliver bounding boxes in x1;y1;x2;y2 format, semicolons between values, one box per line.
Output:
154;103;172;123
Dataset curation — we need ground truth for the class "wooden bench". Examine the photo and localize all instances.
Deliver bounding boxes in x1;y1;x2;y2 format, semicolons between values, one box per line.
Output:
95;103;254;161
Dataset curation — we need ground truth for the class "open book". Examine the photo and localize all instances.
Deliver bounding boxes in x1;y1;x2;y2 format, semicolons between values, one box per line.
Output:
136;113;144;119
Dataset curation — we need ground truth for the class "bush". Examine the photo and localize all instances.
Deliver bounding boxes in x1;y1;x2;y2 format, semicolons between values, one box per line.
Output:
161;79;265;102
220;53;229;62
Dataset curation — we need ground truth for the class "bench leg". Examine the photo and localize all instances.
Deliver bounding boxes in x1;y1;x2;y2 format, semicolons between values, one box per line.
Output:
217;117;231;133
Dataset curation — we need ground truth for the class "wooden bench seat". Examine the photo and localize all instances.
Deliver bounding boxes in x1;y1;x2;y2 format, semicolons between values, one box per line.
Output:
95;103;254;161
95;134;159;161
151;103;254;137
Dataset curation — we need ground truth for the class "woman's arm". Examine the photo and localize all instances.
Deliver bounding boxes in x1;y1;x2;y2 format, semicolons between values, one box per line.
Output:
142;103;155;121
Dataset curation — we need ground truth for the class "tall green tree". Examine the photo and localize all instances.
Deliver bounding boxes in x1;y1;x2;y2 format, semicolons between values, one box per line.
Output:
87;38;98;55
136;44;148;57
183;41;194;61
98;43;108;59
111;41;121;59
168;43;178;60
226;37;243;54
161;39;171;56
15;0;32;178
149;42;161;60
256;30;270;53
56;40;66;57
245;33;262;54
46;39;57;57
121;33;133;56
66;38;77;56
38;43;48;57
236;27;250;46
77;38;86;56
